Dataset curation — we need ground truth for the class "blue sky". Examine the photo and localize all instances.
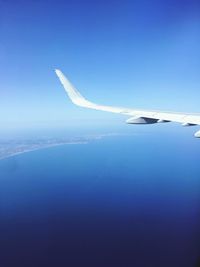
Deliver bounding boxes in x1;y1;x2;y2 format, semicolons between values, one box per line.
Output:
0;0;200;132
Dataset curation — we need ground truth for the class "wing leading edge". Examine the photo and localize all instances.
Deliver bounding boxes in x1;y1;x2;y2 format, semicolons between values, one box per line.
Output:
55;69;200;138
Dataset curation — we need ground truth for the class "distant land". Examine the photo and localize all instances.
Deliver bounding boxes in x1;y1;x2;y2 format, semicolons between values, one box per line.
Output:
0;133;126;160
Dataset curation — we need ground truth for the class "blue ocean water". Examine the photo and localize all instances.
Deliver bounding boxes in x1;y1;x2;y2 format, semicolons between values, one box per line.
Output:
0;134;200;267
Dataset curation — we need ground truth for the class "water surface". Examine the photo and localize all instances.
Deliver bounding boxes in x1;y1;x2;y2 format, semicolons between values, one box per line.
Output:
0;134;200;267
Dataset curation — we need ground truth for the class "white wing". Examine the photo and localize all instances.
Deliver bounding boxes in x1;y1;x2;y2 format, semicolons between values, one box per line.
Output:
55;69;200;138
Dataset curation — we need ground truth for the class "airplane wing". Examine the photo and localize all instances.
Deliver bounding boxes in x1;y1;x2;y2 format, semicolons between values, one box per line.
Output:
55;69;200;138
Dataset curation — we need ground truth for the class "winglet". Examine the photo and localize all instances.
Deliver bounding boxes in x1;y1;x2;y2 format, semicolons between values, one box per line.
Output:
55;69;88;107
55;69;131;114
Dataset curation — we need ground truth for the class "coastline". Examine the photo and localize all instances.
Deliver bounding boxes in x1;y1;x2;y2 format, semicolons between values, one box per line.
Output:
0;132;130;161
0;141;88;161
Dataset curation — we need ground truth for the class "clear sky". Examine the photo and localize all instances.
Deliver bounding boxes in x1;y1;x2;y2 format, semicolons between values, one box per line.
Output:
0;0;200;132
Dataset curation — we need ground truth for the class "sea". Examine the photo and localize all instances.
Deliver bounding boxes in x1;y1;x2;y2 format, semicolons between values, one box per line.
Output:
0;128;200;267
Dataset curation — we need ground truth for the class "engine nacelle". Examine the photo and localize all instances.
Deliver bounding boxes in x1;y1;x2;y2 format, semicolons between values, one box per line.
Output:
126;117;158;124
194;130;200;138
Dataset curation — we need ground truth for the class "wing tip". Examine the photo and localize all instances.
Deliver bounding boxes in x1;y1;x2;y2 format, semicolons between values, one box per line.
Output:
55;68;61;75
